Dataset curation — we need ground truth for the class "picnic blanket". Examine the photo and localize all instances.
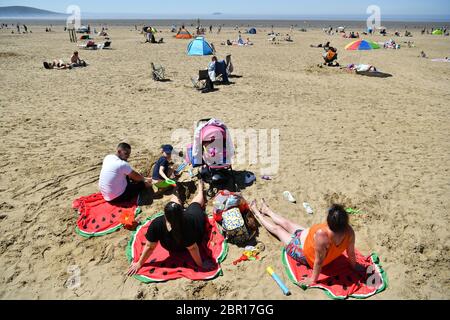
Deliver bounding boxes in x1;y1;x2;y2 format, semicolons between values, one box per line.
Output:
126;213;228;283
282;248;387;299
73;193;140;238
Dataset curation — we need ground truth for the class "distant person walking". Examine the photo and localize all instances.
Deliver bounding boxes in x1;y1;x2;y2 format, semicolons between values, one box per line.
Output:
17;24;20;33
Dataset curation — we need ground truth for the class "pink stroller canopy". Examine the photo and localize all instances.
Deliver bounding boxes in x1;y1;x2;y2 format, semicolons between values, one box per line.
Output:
192;119;234;167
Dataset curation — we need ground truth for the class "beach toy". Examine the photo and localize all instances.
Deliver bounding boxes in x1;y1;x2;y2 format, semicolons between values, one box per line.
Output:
119;208;138;229
175;161;188;175
303;202;314;215
233;246;260;265
283;191;296;203
155;179;177;189
346;208;366;215
266;266;291;296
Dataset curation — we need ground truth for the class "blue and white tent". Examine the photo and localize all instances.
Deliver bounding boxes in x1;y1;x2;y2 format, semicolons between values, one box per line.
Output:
187;37;214;56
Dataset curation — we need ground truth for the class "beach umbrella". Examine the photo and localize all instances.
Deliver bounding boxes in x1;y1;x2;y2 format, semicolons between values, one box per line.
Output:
345;39;380;50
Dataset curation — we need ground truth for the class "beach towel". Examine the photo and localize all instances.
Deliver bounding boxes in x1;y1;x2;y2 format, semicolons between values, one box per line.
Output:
127;213;228;283
282;249;387;299
73;193;140;238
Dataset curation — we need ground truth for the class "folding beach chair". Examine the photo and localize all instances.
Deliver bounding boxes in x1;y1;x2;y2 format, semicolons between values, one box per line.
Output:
210;42;217;54
191;69;213;90
213;60;229;84
225;54;234;75
151;62;166;81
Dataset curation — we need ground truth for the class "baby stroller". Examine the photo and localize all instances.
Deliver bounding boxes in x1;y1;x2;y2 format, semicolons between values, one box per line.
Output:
186;118;238;197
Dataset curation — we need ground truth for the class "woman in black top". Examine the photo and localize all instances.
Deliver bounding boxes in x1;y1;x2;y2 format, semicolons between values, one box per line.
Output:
127;180;213;275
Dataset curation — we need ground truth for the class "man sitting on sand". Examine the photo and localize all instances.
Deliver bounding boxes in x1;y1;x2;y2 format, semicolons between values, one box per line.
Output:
250;200;365;285
99;143;152;202
70;51;87;67
323;47;339;66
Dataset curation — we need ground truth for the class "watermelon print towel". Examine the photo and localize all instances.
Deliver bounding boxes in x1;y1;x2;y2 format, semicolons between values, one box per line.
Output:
282;249;388;299
73;193;140;238
127;213;228;283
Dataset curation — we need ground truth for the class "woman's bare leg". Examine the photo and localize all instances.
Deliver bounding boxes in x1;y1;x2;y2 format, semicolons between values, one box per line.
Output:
250;200;292;245
260;198;305;234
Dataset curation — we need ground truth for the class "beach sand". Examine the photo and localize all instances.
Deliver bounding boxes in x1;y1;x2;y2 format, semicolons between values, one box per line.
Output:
0;25;449;300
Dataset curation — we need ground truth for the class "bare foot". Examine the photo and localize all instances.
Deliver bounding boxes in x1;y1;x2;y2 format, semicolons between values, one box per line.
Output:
249;200;262;219
260;198;272;216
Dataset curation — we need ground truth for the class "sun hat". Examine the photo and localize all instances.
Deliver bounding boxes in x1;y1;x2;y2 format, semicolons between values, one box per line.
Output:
162;144;173;154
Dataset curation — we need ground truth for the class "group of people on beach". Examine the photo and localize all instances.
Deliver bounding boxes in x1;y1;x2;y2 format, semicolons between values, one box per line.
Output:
2;23;30;34
96;142;364;284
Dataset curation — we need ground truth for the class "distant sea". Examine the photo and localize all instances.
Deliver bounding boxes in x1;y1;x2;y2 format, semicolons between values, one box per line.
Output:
1;19;449;30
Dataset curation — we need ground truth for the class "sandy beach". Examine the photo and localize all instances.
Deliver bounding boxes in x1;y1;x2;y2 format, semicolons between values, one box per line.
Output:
0;24;449;300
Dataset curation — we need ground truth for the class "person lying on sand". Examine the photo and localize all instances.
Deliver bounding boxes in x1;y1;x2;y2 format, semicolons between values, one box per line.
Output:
343;63;377;73
43;60;72;70
310;41;330;49
249;201;365;286
70;51;87;67
99;143;152;203
127;179;215;275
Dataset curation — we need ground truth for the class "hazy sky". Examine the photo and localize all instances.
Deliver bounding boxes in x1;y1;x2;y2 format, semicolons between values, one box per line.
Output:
2;0;450;16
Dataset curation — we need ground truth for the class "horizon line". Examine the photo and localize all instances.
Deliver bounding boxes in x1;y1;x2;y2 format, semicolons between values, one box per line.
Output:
1;14;450;23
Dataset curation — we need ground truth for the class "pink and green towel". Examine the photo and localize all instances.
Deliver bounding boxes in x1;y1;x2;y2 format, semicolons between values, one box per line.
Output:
73;193;140;238
127;213;228;282
282;248;388;299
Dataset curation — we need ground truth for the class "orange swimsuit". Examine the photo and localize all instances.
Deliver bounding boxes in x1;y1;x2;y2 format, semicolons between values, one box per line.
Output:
303;223;351;267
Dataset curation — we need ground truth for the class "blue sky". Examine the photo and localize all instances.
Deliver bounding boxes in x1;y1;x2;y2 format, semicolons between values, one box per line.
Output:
1;0;450;17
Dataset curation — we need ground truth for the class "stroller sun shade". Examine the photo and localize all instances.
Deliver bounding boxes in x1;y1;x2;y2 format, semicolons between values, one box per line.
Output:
191;119;234;168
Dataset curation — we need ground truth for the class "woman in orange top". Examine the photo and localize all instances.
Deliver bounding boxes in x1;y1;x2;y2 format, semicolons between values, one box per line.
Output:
250;200;364;286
